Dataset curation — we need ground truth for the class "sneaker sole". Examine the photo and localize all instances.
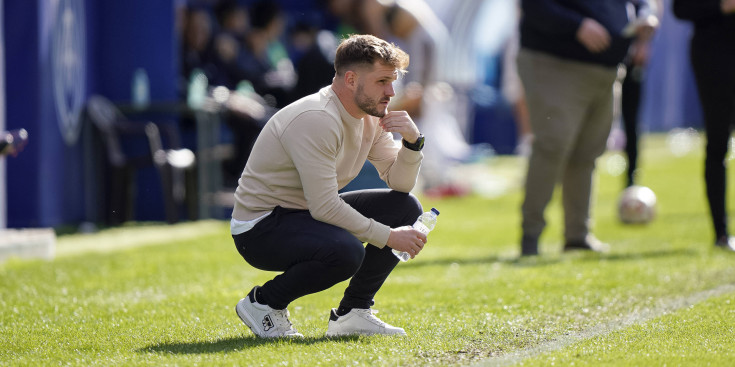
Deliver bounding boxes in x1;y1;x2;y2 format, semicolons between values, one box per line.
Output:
325;326;351;337
326;330;407;337
235;298;264;337
325;327;406;337
326;329;370;337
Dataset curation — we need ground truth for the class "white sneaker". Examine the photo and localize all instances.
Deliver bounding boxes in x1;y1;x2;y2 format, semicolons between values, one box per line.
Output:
235;287;303;338
325;308;406;337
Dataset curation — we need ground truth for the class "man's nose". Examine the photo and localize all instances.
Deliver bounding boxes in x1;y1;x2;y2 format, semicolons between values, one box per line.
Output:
385;83;396;97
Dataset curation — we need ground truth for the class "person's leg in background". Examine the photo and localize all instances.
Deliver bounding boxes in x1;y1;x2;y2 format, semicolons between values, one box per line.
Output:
621;62;643;188
517;50;590;255
562;65;617;249
691;45;735;246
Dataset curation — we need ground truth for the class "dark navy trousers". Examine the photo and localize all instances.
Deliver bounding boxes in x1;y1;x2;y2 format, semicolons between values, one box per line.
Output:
691;40;735;239
233;189;423;310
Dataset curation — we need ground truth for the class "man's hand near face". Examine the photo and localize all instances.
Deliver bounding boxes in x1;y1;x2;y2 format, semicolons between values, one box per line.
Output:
378;110;420;143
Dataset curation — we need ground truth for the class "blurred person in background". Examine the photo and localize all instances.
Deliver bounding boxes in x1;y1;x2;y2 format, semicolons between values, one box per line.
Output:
179;5;218;153
210;0;271;187
501;2;532;157
209;0;253;89
322;0;357;36
231;34;426;338
179;2;273;187
619;41;648;188
180;2;254;91
518;0;658;256
287;22;338;103
322;0;390;39
673;0;735;251
384;0;475;197
620;0;661;188
180;6;217;94
238;0;295;108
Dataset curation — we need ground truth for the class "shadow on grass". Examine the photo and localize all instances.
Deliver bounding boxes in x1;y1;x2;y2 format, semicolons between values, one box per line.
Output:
138;335;359;354
398;254;562;269
398;247;697;269
593;247;699;262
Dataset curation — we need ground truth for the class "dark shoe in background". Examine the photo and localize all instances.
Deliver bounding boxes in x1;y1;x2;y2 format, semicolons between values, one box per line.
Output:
715;236;735;252
564;234;609;253
521;235;539;256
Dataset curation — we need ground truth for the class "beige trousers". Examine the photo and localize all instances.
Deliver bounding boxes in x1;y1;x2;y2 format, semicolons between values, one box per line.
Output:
517;48;618;242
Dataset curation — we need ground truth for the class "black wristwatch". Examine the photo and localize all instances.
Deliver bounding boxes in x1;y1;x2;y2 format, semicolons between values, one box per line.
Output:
402;134;425;151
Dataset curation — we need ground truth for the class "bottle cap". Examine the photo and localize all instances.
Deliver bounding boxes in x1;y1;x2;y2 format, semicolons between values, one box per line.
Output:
431;208;440;215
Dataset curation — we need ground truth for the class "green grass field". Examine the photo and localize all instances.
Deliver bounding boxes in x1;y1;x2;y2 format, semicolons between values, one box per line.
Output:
2;132;735;366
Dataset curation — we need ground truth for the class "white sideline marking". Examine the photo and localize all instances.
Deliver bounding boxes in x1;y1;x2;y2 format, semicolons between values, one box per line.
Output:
55;220;226;257
474;283;735;367
0;228;56;262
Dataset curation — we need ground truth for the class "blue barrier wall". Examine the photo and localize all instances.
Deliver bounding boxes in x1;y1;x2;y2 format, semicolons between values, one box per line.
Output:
4;0;178;228
92;0;179;222
5;0;62;228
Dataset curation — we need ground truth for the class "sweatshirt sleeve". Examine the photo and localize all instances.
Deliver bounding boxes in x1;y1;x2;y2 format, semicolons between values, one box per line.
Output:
673;0;724;22
280;111;392;247
521;0;585;36
368;130;422;193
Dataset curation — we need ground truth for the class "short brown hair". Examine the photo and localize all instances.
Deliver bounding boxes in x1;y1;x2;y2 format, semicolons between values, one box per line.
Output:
334;34;409;76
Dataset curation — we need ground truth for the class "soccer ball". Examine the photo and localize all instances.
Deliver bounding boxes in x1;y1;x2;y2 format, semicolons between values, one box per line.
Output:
618;185;657;224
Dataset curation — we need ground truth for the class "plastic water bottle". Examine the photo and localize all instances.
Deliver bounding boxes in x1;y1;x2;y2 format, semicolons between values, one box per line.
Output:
393;208;440;262
131;68;150;109
187;68;208;109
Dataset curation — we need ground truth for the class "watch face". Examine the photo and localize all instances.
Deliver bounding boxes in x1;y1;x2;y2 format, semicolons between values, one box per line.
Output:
416;134;425;145
416;136;425;150
404;135;424;151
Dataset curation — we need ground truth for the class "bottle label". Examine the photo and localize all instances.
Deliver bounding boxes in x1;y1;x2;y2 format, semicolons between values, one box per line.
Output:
413;222;430;235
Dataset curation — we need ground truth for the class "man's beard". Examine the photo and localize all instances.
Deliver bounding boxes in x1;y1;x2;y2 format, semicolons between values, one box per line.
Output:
355;84;389;117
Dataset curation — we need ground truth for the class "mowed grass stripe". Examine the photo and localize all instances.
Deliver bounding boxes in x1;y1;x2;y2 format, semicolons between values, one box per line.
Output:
55;220;228;257
3;132;735;366
517;289;735;366
474;283;735;366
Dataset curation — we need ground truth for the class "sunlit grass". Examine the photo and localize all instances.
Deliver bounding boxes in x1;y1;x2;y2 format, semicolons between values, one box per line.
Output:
2;133;734;366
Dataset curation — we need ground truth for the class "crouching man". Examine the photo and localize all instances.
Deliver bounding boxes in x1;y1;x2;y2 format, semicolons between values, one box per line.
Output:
231;34;428;338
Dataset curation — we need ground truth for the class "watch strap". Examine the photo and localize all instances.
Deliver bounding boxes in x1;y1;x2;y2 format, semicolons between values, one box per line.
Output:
402;134;424;151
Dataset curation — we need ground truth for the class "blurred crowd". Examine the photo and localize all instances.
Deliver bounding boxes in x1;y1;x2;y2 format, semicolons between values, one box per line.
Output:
177;0;511;195
176;0;735;254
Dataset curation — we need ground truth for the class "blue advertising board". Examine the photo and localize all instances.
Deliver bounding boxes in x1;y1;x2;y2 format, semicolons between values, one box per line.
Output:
3;0;178;228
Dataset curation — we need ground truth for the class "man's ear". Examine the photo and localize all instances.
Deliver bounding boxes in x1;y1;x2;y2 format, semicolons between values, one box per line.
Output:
344;70;358;91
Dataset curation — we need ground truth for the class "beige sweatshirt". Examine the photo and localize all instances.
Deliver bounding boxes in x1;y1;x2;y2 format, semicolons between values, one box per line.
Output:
232;86;423;248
